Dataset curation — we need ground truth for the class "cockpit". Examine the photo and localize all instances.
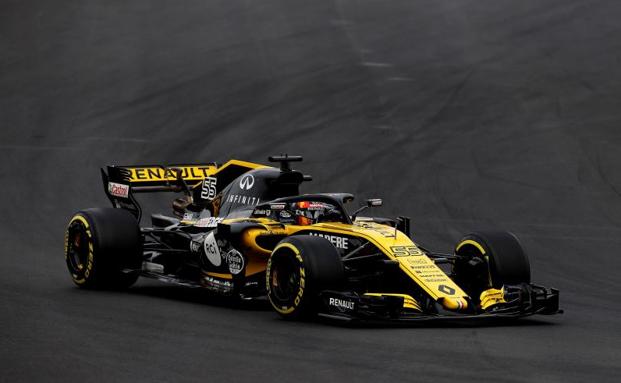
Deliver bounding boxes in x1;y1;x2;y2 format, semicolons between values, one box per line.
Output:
251;200;346;225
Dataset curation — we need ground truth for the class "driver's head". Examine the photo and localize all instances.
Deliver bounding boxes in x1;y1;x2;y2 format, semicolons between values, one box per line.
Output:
294;201;339;225
295;201;314;225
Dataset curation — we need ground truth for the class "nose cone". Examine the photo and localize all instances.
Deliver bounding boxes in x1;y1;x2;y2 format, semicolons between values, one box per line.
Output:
440;297;469;311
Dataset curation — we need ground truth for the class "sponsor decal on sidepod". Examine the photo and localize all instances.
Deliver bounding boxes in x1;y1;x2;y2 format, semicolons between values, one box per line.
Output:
309;232;349;250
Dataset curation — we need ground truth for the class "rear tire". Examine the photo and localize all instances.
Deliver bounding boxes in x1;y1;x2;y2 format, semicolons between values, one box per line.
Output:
453;231;530;300
266;235;344;319
64;208;142;289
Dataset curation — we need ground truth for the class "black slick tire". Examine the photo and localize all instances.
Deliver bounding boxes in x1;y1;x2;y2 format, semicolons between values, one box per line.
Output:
266;235;344;319
64;208;142;289
453;231;531;299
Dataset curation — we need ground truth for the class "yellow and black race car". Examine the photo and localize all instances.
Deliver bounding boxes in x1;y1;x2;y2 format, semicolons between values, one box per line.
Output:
64;155;560;323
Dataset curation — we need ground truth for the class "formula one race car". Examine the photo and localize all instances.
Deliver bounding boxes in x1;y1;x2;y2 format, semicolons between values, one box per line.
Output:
64;155;561;323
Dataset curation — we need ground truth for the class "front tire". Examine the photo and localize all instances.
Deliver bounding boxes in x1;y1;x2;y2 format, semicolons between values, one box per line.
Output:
64;208;142;289
266;235;344;319
453;231;531;301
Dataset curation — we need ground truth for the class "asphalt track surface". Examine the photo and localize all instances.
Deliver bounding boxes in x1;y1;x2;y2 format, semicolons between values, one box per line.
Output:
2;0;621;382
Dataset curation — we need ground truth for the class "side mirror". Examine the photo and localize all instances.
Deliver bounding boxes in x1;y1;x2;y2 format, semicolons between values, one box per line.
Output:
352;198;383;221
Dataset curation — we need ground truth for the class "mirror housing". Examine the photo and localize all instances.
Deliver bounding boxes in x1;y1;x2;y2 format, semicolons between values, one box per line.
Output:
352;198;383;221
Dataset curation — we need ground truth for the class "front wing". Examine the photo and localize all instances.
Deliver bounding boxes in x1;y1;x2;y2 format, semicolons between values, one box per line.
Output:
317;284;561;325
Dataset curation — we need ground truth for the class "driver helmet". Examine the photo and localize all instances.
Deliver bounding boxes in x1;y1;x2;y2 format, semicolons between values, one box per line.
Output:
294;201;337;225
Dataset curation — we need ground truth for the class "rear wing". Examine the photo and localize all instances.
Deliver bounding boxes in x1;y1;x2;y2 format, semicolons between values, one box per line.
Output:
101;160;267;220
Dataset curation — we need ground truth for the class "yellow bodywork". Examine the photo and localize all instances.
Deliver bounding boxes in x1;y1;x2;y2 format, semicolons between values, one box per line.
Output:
121;159;267;184
363;293;422;312
479;288;506;310
212;217;470;312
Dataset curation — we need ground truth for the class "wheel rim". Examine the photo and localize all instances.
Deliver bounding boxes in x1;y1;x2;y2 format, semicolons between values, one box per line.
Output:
270;252;300;304
454;241;493;300
66;222;89;273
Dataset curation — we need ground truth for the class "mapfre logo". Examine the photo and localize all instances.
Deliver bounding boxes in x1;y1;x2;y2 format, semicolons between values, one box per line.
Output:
108;182;129;198
309;232;349;250
239;174;254;190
